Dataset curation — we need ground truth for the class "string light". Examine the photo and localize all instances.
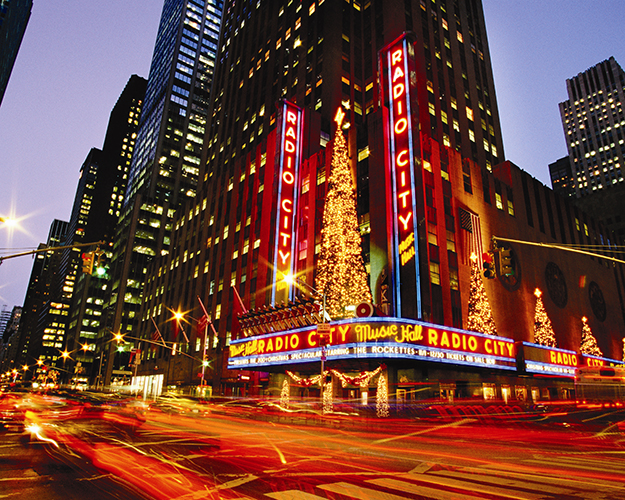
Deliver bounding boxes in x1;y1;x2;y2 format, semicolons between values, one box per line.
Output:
580;316;603;357
330;365;384;388
286;370;324;387
315;110;372;319
323;378;333;414
466;253;498;336
533;288;557;347
280;378;290;409
376;372;389;418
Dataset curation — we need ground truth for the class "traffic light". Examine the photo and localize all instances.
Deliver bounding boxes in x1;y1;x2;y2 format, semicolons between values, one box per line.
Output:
81;252;94;274
94;250;107;277
499;248;514;276
482;252;496;279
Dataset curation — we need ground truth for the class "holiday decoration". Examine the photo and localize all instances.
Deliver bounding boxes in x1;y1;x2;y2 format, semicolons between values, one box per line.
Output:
579;316;603;357
466;253;498;336
323;378;333;414
376;372;389;418
315;108;372;319
286;370;324;387
622;338;625;363
533;288;557;347
280;378;290;409
330;365;385;388
288;365;389;417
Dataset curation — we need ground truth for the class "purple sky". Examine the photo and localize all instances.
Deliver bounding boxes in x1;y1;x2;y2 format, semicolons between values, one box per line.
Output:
1;0;625;310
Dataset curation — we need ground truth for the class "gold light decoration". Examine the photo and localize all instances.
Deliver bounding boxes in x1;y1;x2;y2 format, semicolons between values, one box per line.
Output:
533;288;557;347
315;108;372;319
579;316;603;357
466;253;498;336
280;378;290;409
622;338;625;363
330;365;384;388
286;370;324;387
376;372;389;418
323;378;333;414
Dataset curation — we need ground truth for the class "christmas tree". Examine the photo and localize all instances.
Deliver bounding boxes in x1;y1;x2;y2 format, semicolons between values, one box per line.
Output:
533;288;557;347
580;316;603;357
315;108;372;318
466;253;498;336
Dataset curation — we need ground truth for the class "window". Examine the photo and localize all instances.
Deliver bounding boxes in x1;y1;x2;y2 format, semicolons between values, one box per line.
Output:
429;262;441;285
495;192;503;210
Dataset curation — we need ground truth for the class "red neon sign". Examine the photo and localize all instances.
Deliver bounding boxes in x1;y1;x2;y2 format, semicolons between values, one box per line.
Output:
380;34;421;317
388;44;416;265
272;100;302;303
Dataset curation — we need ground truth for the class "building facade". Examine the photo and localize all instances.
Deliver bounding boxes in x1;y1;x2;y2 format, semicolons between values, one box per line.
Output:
16;219;68;369
98;0;224;387
0;0;31;106
557;57;625;240
132;0;625;403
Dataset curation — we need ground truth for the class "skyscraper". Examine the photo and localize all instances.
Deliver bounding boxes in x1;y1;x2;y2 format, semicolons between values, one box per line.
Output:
136;0;507;394
16;219;68;368
64;75;146;386
0;0;31;106
100;0;224;386
135;0;625;400
557;57;625;239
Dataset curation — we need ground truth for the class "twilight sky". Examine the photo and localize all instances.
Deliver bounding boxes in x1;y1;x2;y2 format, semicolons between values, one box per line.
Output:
1;0;625;310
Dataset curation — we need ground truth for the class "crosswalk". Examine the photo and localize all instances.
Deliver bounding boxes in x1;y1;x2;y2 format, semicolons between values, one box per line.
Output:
264;456;625;500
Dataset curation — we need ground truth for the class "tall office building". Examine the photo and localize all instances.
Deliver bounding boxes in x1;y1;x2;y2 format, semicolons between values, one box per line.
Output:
0;0;31;106
0;306;21;372
135;0;625;400
16;219;68;368
63;76;146;386
135;0;505;393
100;0;223;386
557;57;625;239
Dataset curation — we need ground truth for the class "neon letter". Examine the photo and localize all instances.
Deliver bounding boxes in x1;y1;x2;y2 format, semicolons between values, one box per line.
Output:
391;48;403;66
395;117;407;134
399;212;413;231
396;149;409;167
281;198;293;213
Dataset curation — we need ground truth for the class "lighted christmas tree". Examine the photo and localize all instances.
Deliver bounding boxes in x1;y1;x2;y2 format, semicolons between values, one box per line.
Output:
466;253;498;336
315;108;372;318
280;378;290;409
580;316;603;357
533;288;557;347
376;372;389;418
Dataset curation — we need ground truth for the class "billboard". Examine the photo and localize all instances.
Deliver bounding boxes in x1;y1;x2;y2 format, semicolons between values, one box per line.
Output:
228;317;516;371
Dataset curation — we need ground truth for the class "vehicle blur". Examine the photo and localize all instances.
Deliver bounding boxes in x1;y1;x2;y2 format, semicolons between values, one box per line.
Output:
2;384;625;499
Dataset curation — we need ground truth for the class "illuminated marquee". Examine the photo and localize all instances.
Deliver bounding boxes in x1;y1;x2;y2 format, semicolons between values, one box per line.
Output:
519;342;578;377
580;354;625;368
228;318;516;371
272;100;303;303
380;34;421;318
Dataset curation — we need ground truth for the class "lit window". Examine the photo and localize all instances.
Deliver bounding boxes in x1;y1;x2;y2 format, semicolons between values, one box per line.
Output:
495;193;503;210
429;262;441;285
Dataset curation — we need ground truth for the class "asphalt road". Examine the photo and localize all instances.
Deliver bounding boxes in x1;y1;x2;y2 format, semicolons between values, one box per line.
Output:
1;393;625;499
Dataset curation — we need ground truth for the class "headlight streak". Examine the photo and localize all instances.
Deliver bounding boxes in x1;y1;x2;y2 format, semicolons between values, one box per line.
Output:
25;421;59;448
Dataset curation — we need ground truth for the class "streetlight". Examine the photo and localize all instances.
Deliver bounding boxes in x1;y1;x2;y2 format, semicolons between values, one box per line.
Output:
282;273;330;411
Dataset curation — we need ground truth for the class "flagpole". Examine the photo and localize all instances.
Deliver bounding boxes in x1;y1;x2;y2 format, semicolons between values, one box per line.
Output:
197;296;216;390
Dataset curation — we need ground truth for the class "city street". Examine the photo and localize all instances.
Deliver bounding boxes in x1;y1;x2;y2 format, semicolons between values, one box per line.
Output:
1;392;625;499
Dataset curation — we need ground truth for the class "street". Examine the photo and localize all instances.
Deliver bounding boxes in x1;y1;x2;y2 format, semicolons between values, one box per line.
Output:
1;391;625;499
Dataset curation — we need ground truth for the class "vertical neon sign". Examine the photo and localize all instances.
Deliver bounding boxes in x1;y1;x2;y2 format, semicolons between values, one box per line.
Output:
381;34;421;319
272;100;303;304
